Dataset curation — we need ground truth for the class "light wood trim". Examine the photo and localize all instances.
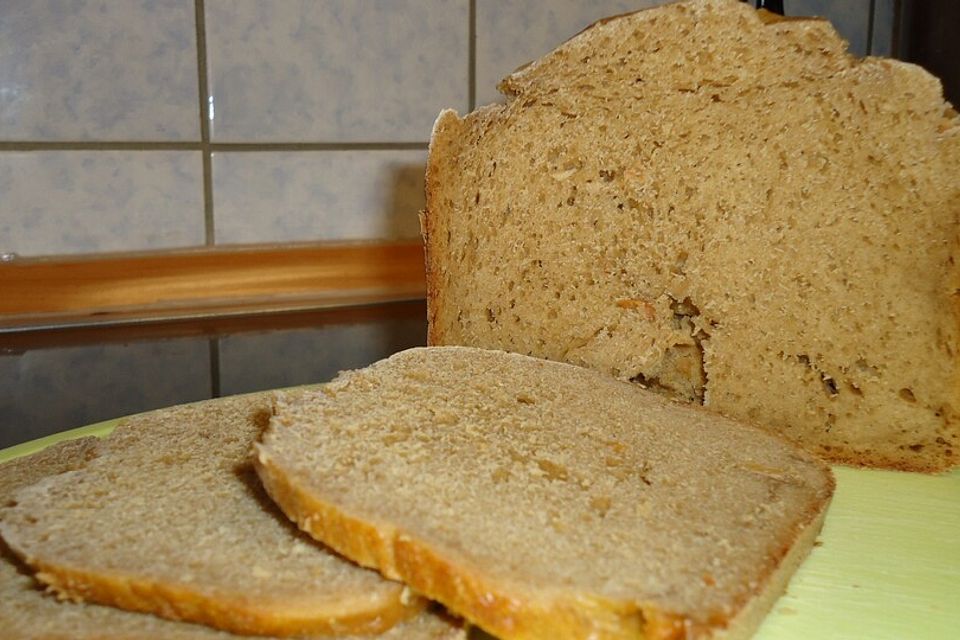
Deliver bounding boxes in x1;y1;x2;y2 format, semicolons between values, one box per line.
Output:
0;242;425;330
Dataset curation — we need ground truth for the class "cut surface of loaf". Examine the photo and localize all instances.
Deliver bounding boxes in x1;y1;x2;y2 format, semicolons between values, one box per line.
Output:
0;393;434;638
423;0;960;471
255;346;835;640
0;438;466;640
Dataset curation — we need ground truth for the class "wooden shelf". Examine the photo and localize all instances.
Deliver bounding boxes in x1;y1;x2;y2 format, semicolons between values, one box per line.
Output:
0;242;426;331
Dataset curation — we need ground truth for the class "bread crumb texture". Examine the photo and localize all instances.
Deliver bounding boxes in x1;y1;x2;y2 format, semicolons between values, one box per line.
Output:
256;346;834;640
0;394;468;638
423;0;960;471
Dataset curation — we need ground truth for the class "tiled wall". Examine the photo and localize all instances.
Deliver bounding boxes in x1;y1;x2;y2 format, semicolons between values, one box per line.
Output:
1;0;892;259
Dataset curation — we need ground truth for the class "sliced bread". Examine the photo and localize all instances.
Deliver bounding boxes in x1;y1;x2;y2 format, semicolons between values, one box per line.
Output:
0;437;466;640
1;437;234;640
0;393;431;637
423;0;960;471
254;346;835;640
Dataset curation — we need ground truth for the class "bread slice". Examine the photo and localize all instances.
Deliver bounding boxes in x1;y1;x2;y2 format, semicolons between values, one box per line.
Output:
0;436;466;640
254;346;834;640
422;0;960;471
0;393;434;637
1;437;231;640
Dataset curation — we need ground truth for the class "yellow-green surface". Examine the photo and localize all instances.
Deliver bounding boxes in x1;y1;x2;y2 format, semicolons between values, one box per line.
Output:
0;419;120;463
1;419;958;639
756;465;960;640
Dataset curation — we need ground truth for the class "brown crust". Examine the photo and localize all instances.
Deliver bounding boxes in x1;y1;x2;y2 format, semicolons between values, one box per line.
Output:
423;109;465;346
255;445;831;640
815;445;956;474
23;555;421;637
422;110;446;345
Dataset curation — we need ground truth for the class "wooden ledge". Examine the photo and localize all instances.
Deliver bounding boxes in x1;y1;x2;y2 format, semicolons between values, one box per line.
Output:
0;242;426;331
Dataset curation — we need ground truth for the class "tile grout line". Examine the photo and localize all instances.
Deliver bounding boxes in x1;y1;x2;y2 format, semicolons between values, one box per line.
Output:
195;0;215;247
195;0;219;400
0;142;201;151
210;142;430;151
468;0;477;112
0;141;430;151
209;338;222;398
866;0;877;56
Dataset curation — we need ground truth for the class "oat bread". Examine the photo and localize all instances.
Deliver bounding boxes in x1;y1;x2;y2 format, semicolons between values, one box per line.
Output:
0;437;466;640
423;0;960;471
255;347;834;640
0;394;429;637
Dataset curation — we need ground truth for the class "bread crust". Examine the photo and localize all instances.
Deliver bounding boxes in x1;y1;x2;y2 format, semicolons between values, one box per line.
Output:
423;108;462;346
255;428;832;640
20;557;416;638
424;105;508;347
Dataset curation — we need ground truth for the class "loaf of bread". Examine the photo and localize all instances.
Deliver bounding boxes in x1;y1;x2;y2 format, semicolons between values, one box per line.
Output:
423;0;960;471
0;393;440;637
255;347;834;640
0;434;465;640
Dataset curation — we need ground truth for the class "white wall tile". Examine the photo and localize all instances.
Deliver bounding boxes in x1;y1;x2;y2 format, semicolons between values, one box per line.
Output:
212;151;425;244
206;0;468;142
475;0;661;107
0;339;210;448
0;151;205;257
0;0;199;141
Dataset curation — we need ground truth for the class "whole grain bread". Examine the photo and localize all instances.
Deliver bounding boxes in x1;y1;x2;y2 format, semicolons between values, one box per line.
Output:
254;346;834;640
0;393;439;638
0;435;466;640
422;0;960;471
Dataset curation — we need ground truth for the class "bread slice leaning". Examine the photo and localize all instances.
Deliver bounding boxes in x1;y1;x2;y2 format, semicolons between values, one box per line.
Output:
255;347;835;640
0;435;466;640
0;393;432;637
423;0;960;471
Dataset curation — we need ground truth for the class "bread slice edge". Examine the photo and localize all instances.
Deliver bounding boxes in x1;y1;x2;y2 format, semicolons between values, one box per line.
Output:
424;107;465;346
13;554;418;638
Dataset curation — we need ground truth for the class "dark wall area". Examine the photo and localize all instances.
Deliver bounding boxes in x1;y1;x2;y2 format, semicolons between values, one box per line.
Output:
897;0;960;107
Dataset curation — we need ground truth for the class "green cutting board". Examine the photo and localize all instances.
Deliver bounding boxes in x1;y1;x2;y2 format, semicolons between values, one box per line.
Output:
1;416;958;639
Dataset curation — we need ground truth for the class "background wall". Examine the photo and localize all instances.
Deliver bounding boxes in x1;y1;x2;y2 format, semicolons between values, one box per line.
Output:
1;0;893;260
